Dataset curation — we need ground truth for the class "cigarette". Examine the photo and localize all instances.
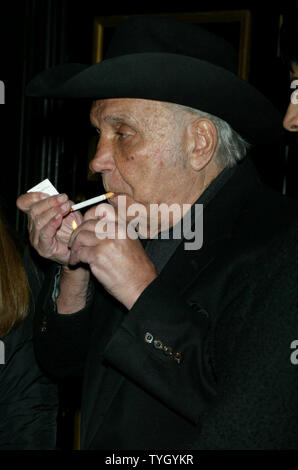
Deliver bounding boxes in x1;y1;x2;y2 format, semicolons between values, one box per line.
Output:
71;192;114;211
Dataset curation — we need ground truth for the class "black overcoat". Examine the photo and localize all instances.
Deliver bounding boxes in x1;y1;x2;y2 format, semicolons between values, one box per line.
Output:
34;158;298;449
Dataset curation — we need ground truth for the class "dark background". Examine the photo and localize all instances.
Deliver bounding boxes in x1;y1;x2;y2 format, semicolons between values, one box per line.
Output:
0;0;298;449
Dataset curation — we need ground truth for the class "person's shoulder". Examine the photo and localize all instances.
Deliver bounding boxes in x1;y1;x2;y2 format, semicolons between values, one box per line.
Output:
237;180;298;243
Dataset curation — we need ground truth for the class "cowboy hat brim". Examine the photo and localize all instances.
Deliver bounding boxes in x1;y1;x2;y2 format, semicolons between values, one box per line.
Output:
26;52;283;144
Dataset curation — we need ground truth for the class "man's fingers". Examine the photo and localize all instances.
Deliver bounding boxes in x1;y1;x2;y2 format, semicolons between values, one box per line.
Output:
69;229;104;265
30;199;71;233
17;192;47;212
68;219;99;248
27;212;61;258
17;191;70;215
16;191;79;265
69;244;94;266
84;202;116;222
28;198;71;252
29;193;70;218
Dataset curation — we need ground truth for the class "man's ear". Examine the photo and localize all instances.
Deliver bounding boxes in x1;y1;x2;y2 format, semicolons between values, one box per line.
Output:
187;118;218;171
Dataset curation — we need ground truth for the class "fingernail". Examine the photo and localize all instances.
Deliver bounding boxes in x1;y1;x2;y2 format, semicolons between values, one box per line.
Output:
61;202;70;211
40;194;48;200
58;194;68;202
55;213;61;219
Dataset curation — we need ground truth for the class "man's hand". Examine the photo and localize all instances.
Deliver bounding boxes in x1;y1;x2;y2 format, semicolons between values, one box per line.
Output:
68;203;158;310
16;191;82;265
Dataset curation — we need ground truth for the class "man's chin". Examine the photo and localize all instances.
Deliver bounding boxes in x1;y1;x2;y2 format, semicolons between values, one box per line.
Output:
108;193;147;215
108;193;138;210
108;192;129;203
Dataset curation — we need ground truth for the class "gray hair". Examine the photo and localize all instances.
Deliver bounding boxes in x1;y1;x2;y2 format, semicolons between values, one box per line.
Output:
165;102;250;168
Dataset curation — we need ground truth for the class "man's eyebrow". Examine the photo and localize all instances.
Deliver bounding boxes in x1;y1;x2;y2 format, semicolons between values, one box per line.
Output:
90;113;136;129
103;114;134;125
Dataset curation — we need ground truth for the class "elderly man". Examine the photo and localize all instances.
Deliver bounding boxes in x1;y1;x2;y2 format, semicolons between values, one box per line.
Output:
17;17;298;450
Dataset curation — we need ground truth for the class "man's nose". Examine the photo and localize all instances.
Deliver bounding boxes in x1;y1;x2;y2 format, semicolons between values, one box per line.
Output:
283;102;298;132
89;138;115;174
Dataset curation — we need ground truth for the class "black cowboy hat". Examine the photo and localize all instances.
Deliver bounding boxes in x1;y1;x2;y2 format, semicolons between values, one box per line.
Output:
26;15;283;144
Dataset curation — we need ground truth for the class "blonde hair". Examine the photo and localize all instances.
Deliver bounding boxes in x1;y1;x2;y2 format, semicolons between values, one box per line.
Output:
0;214;30;338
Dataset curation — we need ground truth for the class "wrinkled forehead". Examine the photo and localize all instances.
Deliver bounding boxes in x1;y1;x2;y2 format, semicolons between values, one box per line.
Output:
89;97;172;126
89;99;109;123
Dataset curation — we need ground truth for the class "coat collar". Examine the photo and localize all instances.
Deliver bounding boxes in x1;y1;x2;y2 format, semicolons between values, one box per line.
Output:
158;157;262;296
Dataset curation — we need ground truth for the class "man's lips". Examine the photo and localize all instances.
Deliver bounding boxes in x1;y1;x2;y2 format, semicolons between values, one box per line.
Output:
109;191;126;196
108;192;128;201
